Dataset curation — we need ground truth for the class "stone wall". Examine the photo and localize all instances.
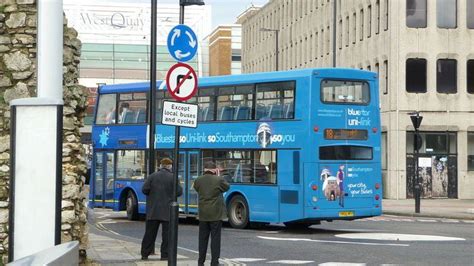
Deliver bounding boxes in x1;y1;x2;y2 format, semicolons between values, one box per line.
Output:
0;0;88;263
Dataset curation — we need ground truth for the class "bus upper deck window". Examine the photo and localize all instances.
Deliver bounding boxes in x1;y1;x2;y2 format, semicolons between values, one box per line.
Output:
321;80;370;105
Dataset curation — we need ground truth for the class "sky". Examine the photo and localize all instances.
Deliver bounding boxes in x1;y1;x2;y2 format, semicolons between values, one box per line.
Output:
142;0;270;27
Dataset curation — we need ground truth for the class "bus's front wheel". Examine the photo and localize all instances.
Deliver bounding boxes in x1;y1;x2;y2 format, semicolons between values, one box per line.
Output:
126;191;139;221
228;195;249;229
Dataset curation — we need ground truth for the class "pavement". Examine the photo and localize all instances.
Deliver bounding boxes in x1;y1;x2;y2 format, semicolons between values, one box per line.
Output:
83;198;474;265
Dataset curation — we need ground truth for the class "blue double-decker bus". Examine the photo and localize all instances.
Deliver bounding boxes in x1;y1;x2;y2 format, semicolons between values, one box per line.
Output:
90;68;382;228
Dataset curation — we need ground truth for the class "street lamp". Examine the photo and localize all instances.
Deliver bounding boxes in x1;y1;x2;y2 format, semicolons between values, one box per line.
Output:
409;111;423;213
260;27;279;71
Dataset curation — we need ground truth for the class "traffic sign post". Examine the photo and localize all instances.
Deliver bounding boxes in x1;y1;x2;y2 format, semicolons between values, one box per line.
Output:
167;4;202;266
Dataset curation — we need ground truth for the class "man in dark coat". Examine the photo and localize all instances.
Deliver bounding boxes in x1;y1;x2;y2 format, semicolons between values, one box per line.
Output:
194;161;230;266
140;158;182;260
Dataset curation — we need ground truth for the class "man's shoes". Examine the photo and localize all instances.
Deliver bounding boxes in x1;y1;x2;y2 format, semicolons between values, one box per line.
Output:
141;256;148;260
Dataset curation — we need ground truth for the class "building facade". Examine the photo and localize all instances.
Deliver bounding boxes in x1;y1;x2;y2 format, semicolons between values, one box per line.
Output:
207;25;242;76
238;0;474;199
63;0;212;130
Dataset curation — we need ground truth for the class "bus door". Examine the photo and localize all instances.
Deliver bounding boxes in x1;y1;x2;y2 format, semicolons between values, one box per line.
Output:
177;150;200;215
93;151;115;208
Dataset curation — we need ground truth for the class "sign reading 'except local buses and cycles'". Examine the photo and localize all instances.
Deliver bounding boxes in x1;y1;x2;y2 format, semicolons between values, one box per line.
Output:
162;101;198;128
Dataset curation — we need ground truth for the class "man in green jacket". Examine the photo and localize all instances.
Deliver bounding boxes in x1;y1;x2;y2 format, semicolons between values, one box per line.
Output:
193;161;230;266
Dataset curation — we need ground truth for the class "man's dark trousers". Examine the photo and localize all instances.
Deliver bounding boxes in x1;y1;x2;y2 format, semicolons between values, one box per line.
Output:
141;220;169;259
198;221;222;266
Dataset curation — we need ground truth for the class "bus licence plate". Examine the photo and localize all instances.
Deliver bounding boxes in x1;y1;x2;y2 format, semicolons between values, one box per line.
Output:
339;211;354;217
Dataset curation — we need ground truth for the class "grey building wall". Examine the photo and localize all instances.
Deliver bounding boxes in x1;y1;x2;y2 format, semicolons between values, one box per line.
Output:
239;0;474;199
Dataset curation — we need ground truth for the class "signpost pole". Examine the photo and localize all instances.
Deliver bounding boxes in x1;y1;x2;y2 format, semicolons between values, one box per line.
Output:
148;0;157;177
168;5;185;266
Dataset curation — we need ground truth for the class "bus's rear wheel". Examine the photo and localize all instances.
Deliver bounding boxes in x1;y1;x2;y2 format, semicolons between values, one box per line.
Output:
126;191;139;221
228;195;249;229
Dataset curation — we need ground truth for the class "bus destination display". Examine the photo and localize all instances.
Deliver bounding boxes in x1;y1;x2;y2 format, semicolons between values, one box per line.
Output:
324;129;368;140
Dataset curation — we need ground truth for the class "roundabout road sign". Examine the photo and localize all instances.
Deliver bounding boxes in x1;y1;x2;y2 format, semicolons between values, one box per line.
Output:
165;62;198;102
167;24;198;62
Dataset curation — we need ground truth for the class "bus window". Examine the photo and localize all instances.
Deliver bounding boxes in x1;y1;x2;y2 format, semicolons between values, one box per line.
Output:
96;94;117;124
217;85;253;121
205;150;276;184
256;81;295;120
116;150;146;180
197;88;216;121
321;80;370;104
117;93;147;124
319;145;373;160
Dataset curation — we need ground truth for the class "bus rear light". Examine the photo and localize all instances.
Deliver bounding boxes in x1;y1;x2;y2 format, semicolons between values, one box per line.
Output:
375;194;380;200
375;183;380;189
372;127;378;133
375;204;380;208
313;126;319;132
311;184;318;191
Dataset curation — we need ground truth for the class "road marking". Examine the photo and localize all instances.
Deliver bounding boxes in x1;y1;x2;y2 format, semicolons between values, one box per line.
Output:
232;258;267;262
267;260;314;264
441;219;460;223
258;236;409;247
335;233;465;241
417;219;437;223
319;263;366;266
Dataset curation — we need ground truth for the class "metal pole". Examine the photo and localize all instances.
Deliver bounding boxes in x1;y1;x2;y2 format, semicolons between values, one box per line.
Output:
414;113;421;213
168;5;185;266
148;0;157;176
332;0;337;67
275;30;279;71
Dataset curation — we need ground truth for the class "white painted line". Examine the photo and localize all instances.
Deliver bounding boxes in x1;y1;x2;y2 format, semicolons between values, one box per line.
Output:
417;219;437;223
335;233;465;241
268;260;314;264
257;236;409;247
232;258;267;262
463;220;474;223
319;263;366;266
441;219;460;223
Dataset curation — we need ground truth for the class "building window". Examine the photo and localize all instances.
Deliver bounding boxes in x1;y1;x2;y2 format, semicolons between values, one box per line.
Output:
383;60;389;94
382;132;387;170
367;5;372;38
468;133;474;171
468;0;474;29
437;59;457;94
384;0;389;30
437;0;457;28
338;18;343;50
352;12;357;44
376;0;380;34
406;58;427;93
346;16;350;47
407;0;427;28
360;9;364;41
468;60;474;94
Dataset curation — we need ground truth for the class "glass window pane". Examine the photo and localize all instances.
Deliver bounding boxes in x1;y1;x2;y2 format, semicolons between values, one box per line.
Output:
437;0;457;28
256;81;295;120
468;133;474;170
437;59;457;94
117;93;147;124
407;0;427;28
321;80;370;104
467;60;474;94
468;0;474;28
116;150;146;180
425;134;447;153
319;146;373;160
406;58;427;93
96;94;117;124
